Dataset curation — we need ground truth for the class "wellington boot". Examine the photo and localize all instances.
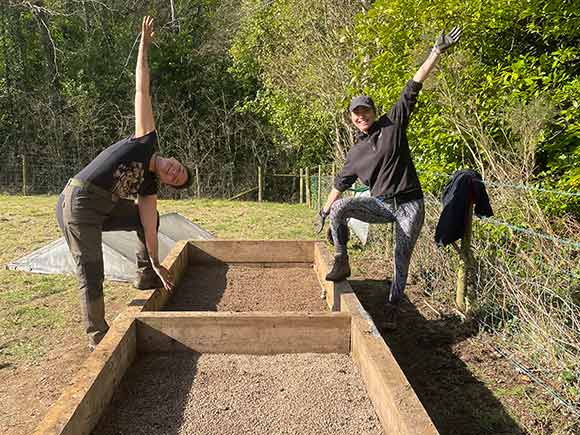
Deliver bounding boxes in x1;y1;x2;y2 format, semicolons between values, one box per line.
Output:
133;268;163;290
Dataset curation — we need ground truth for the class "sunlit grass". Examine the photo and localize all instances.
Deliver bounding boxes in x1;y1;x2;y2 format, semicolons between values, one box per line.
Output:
0;194;318;366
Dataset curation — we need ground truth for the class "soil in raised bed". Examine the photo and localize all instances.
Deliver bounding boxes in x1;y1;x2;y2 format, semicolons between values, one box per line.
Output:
164;264;327;312
92;353;384;435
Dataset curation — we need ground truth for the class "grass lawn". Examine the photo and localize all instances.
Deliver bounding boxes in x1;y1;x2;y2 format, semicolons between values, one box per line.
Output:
0;195;317;367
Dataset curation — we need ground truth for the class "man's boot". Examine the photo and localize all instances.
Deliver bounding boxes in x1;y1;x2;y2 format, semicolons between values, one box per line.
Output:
134;220;163;290
133;267;163;290
325;254;351;282
82;295;110;351
88;329;108;352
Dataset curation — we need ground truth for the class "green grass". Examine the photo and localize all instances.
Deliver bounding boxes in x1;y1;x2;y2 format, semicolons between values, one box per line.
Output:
0;194;318;366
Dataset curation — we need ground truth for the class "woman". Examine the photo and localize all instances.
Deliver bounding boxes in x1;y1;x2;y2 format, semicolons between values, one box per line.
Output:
316;27;462;329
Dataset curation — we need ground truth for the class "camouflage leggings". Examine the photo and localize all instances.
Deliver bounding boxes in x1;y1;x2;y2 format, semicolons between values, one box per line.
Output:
329;196;425;304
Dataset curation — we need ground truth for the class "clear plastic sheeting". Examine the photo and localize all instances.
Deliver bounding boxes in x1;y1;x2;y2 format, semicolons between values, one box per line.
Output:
348;190;371;245
6;213;214;282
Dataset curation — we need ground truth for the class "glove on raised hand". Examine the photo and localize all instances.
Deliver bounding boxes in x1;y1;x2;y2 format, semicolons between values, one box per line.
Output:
433;26;462;53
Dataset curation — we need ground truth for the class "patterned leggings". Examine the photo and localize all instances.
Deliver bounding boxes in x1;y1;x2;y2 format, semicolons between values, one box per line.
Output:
329;196;425;304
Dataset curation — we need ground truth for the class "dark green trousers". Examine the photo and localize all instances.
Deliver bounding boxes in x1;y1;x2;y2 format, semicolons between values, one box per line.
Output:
56;181;155;346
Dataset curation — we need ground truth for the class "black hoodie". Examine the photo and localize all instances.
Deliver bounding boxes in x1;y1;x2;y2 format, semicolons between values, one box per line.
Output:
334;80;424;201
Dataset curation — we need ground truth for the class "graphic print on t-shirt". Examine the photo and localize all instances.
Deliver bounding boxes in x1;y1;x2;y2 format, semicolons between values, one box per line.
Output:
73;130;159;199
112;161;145;198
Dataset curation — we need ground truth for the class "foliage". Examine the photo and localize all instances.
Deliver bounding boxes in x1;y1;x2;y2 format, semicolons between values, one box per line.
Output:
229;0;362;165
229;0;580;214
0;0;285;197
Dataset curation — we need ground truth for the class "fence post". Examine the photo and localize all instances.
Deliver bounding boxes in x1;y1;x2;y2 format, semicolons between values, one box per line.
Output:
22;154;27;196
305;166;311;208
456;202;474;312
317;165;322;209
195;165;200;198
299;168;304;204
258;166;263;202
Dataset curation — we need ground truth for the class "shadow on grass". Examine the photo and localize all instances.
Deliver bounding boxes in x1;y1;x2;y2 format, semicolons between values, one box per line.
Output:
349;278;528;435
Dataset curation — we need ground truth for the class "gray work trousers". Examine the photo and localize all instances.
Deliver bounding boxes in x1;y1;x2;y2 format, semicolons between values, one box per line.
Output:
329;196;425;304
56;182;155;345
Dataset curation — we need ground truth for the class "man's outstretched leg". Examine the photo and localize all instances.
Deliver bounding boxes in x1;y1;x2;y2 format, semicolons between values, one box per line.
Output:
57;189;110;350
327;196;395;281
384;199;425;330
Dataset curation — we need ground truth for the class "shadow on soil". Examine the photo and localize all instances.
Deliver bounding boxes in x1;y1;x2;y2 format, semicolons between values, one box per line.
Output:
94;264;230;433
349;278;528;435
92;352;201;435
163;263;229;310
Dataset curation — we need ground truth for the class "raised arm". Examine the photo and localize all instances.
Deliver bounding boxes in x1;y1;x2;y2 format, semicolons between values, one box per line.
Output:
413;26;462;83
134;16;156;138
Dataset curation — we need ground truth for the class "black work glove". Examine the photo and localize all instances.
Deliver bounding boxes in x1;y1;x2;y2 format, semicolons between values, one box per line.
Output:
433;26;462;53
314;209;329;234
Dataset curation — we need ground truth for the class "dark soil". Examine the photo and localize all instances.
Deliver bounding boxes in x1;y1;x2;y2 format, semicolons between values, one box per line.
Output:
164;264;328;312
349;258;578;435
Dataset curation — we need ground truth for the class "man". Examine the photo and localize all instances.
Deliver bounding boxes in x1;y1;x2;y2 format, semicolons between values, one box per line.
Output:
316;27;462;329
56;16;192;350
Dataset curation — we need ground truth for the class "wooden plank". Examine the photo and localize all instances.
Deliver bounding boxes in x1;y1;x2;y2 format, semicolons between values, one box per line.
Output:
136;312;350;355
33;316;136;435
341;290;439;435
314;242;341;311
305;167;311;207
125;239;190;313
187;240;314;264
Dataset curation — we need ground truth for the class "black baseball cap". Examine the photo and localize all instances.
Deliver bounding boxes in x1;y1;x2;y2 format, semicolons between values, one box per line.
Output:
349;95;376;112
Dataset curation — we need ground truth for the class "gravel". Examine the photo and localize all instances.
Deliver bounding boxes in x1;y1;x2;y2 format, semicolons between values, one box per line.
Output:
93;353;384;435
164;264;327;312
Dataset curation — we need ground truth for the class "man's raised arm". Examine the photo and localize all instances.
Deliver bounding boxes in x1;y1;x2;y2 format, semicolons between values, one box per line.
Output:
134;16;156;138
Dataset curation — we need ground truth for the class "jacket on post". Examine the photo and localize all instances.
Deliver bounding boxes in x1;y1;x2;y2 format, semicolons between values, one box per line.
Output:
434;169;493;246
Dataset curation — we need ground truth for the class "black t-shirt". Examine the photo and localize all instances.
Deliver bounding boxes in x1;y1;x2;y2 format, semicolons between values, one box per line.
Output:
75;130;159;198
334;80;423;199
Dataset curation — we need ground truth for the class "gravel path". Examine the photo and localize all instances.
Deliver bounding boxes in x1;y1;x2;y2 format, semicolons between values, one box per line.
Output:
164;265;327;312
93;353;384;435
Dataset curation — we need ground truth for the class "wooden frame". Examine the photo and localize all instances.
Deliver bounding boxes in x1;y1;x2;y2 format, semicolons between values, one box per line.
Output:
34;240;438;435
313;242;439;435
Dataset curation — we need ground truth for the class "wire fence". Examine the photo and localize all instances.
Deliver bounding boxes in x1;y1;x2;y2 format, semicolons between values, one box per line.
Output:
1;157;579;413
307;167;580;415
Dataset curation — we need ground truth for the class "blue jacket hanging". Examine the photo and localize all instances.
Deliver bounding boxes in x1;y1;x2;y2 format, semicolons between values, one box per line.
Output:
434;169;493;246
